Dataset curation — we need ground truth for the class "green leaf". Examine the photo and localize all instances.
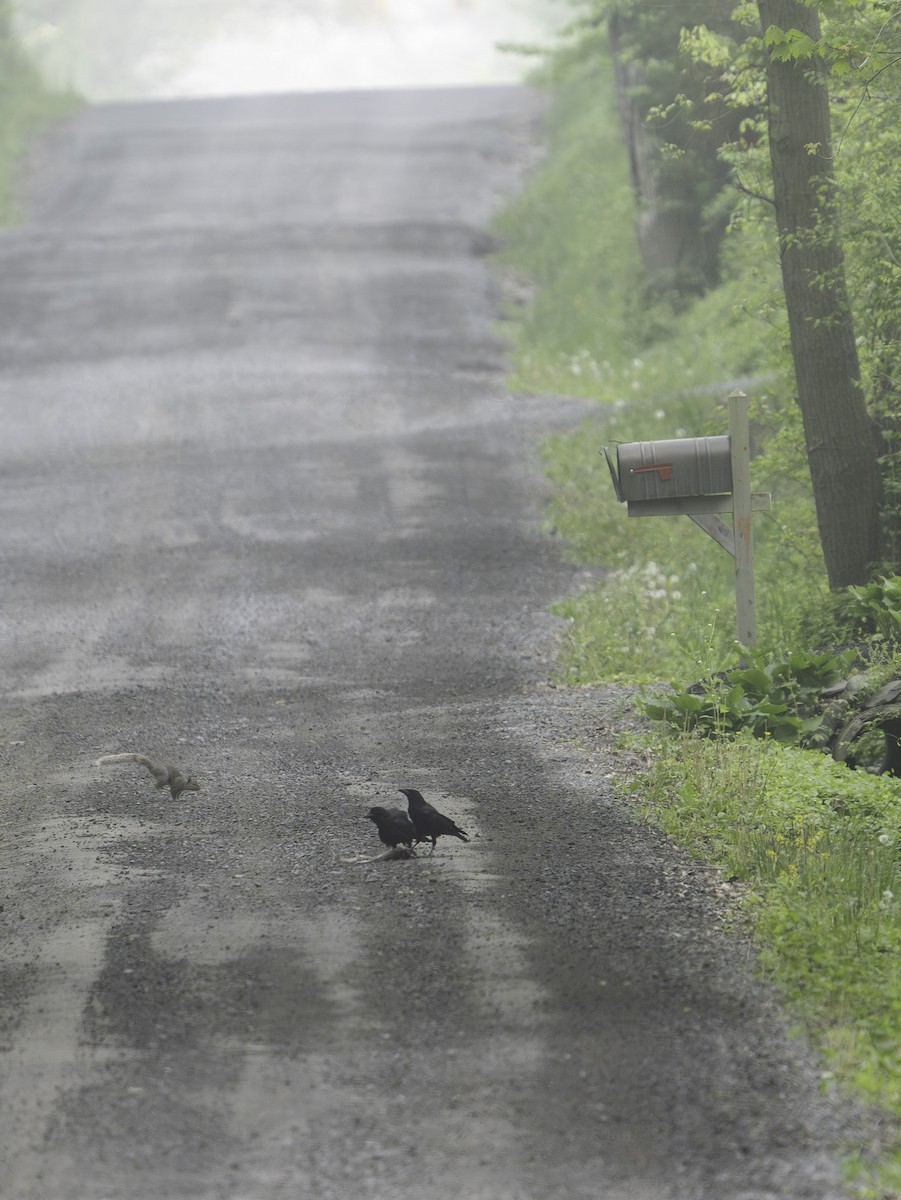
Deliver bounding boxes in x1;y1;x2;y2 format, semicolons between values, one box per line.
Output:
763;25;819;62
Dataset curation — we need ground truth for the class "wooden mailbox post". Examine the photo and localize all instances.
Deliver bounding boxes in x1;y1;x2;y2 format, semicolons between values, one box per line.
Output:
604;391;770;647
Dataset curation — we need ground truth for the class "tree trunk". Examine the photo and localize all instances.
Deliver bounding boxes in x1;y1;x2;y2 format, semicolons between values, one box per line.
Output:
608;11;693;287
758;0;883;588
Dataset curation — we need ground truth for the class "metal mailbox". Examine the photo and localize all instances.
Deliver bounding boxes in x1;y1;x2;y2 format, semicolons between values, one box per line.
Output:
613;435;732;503
602;391;771;648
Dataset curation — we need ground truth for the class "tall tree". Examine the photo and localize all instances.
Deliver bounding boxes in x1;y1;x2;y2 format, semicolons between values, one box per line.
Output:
606;0;750;297
758;0;882;587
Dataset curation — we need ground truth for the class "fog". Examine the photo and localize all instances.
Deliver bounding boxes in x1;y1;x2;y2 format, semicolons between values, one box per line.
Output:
13;0;565;101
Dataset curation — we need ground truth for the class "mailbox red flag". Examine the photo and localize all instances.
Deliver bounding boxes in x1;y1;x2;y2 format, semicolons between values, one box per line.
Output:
630;462;673;481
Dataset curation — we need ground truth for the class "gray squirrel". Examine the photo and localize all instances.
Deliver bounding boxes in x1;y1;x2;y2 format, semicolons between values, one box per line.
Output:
96;753;201;799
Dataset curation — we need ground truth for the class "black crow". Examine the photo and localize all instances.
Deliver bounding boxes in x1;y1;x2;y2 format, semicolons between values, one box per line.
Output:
400;788;470;854
366;805;416;850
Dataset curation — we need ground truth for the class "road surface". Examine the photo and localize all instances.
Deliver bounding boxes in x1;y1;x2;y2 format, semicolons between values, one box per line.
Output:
0;86;860;1199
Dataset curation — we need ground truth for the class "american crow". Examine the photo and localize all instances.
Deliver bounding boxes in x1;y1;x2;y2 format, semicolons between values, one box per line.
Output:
400;788;470;854
366;805;416;850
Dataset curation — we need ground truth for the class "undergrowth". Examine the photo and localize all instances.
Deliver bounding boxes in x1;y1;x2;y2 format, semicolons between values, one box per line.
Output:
639;646;856;743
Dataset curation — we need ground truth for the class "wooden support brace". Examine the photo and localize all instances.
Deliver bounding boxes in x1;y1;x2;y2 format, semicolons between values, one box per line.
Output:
689;512;734;555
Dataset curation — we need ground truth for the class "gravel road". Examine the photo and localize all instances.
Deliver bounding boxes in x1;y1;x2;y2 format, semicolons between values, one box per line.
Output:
0;85;864;1199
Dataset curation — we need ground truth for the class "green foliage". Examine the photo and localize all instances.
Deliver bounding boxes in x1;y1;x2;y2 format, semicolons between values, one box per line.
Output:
819;0;901;564
570;0;901;567
841;575;901;641
539;0;766;299
761;24;820;63
494;41;644;395
761;4;901;75
639;647;855;741
498;0;901;682
0;7;78;222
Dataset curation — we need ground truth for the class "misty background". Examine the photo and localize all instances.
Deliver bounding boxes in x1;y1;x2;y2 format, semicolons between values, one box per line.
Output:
11;0;564;100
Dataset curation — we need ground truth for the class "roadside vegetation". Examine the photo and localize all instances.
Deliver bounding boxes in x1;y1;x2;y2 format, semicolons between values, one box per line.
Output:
0;2;76;222
495;5;901;1193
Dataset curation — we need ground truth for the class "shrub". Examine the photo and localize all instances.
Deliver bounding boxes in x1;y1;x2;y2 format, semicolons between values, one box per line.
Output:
638;647;856;742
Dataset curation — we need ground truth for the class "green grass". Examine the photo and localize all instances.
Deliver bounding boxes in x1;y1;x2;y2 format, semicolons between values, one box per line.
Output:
497;35;901;1197
0;13;78;223
629;733;901;1195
